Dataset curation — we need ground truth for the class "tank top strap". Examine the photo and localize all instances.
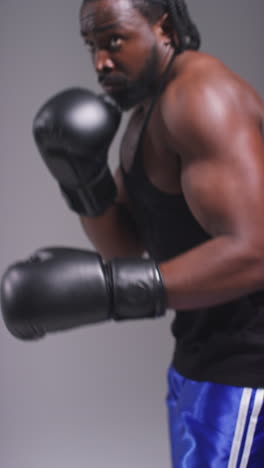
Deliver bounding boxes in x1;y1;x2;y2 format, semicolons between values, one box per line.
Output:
130;51;178;173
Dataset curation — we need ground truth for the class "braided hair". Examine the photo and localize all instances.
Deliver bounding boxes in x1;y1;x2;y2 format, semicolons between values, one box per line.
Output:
167;0;200;51
132;0;201;51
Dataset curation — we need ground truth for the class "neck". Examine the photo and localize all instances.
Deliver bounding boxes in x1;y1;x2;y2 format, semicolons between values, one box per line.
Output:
139;47;178;114
158;46;178;90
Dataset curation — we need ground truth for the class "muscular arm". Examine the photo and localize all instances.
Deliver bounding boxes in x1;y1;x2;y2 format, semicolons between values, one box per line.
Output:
160;79;264;310
80;167;144;260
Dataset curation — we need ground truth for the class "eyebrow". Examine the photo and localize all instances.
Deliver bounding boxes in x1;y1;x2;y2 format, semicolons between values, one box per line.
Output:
80;22;122;37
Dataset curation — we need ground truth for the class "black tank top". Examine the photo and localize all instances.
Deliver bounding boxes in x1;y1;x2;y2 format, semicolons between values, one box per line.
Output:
121;103;264;388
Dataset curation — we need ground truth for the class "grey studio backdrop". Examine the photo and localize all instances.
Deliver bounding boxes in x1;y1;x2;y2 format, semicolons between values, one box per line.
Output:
0;1;263;467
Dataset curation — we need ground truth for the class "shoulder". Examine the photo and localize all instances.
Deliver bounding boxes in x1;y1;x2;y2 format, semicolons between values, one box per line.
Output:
160;52;258;154
162;52;244;114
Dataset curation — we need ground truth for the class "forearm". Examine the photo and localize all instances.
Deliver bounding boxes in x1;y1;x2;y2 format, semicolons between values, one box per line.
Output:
159;235;264;310
80;203;144;260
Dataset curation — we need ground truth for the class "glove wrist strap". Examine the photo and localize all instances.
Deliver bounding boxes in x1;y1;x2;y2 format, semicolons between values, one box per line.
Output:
109;258;167;321
60;165;117;217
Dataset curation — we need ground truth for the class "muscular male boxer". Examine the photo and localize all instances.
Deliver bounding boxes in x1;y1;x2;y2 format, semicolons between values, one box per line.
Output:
2;0;264;466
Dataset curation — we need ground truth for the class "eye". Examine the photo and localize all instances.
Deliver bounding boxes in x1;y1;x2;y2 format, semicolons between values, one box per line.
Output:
109;36;123;51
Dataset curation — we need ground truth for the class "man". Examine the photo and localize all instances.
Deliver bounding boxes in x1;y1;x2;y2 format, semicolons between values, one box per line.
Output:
2;0;264;466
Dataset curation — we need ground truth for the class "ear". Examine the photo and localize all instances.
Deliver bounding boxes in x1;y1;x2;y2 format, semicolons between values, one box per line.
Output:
153;13;179;47
155;13;177;42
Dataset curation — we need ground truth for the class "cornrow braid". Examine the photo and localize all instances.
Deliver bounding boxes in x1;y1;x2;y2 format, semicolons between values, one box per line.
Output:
166;0;201;51
131;0;201;51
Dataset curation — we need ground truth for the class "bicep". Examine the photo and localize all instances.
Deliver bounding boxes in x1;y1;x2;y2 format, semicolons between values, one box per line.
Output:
180;119;264;244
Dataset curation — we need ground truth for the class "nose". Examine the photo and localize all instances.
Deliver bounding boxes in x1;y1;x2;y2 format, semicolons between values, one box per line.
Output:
95;49;115;73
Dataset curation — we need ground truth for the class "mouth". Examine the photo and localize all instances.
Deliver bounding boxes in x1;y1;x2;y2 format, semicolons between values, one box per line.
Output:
99;77;126;93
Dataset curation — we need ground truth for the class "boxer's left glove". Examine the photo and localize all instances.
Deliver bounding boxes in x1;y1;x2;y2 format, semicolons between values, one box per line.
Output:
0;248;167;340
33;88;121;216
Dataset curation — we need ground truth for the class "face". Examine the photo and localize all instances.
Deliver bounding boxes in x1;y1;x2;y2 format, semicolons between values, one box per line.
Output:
80;0;164;110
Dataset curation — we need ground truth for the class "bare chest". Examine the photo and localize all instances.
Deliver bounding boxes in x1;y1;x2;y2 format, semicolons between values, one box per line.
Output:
120;107;182;194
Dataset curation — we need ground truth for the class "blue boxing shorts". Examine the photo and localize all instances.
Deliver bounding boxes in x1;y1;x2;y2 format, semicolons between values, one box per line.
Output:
166;365;264;467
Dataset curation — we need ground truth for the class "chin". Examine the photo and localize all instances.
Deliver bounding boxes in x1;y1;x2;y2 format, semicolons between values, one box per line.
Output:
110;92;147;111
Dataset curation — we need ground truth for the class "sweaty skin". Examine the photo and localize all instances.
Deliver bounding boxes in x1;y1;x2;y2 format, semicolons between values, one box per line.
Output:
80;0;264;310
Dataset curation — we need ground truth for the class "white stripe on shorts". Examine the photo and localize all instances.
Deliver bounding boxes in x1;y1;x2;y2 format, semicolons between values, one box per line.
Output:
239;389;264;468
227;388;252;468
227;388;264;468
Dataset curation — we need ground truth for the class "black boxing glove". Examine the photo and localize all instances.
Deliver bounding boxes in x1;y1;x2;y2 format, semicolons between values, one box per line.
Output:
33;88;121;216
1;248;167;340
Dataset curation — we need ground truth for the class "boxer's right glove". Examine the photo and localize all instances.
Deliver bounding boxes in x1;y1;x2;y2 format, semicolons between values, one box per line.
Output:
1;247;166;340
33;88;122;216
